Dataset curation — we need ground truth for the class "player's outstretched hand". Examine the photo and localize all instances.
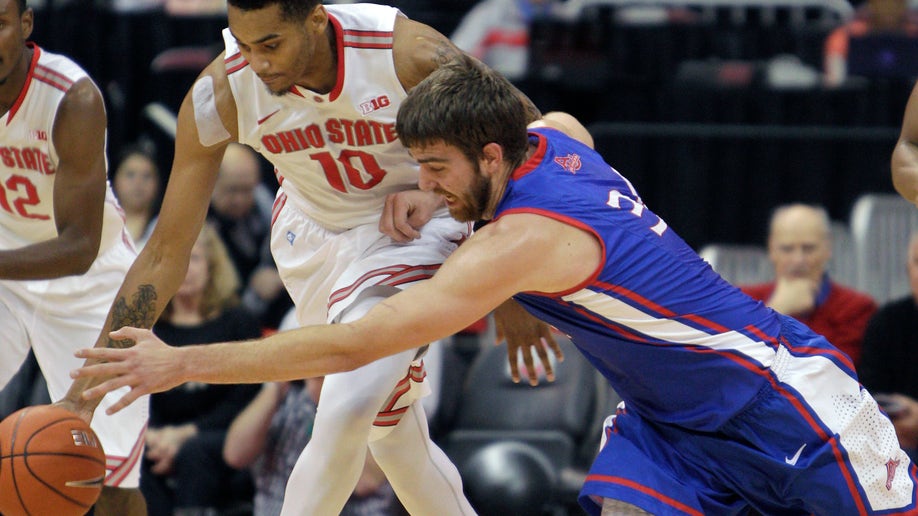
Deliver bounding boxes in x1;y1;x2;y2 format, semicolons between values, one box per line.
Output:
379;189;444;242
494;298;563;386
70;327;184;415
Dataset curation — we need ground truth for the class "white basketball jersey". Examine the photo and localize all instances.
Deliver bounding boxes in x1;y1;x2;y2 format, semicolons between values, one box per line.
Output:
0;44;126;254
224;4;422;231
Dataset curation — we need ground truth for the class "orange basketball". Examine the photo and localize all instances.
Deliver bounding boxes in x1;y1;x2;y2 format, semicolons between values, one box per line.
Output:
0;405;105;516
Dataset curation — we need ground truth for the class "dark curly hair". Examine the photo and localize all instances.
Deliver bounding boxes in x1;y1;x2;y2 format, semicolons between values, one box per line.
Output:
227;0;319;22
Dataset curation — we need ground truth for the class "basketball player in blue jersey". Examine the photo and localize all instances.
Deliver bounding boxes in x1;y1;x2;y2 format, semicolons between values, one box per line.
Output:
73;55;918;514
58;1;557;515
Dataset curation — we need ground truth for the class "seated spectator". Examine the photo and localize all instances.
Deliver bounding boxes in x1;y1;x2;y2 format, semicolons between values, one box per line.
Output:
209;142;292;329
741;203;877;367
224;311;401;516
141;222;262;516
451;0;566;82
823;0;918;86
111;141;161;249
858;231;918;461
208;143;273;282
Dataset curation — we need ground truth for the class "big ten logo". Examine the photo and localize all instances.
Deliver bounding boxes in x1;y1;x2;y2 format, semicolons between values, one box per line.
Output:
359;95;390;116
71;429;100;449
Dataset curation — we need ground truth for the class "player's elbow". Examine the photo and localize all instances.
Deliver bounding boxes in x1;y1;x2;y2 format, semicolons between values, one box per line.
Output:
65;244;100;275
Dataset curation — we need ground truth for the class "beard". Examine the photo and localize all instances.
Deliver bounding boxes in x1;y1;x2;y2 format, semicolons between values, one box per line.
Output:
445;165;491;222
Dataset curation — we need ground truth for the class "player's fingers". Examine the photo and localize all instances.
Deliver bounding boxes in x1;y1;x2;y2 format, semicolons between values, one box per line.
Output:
536;337;555;382
79;375;131;402
70;360;124;380
506;343;520;383
105;388;143;415
394;215;421;241
543;332;564;362
522;347;538;386
109;326;148;342
73;347;122;361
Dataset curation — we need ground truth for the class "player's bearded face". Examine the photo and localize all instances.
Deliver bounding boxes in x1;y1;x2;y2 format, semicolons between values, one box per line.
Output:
437;161;490;222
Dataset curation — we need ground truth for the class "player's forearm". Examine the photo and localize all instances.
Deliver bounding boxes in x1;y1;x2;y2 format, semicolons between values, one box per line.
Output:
64;250;185;409
0;235;98;280
892;140;918;206
177;325;373;385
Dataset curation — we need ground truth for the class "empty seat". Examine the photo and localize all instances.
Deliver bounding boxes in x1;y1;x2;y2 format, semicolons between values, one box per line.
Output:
849;193;918;304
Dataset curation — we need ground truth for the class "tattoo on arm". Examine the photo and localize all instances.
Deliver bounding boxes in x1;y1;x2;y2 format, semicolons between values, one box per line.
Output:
432;41;462;68
107;284;158;349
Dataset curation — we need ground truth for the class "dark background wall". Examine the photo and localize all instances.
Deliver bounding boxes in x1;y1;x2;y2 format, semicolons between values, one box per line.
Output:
28;0;909;251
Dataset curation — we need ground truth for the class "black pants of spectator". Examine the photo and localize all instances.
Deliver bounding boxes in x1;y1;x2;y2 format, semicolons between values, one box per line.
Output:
141;430;253;516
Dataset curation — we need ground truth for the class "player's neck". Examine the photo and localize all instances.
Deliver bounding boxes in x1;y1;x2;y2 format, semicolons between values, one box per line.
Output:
295;23;338;94
0;46;31;114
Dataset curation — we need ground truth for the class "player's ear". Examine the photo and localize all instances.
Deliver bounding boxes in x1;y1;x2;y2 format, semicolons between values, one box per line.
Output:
480;142;503;177
19;7;33;40
309;4;328;33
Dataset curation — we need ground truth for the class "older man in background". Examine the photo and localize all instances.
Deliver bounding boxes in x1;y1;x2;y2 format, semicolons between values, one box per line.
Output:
741;203;877;367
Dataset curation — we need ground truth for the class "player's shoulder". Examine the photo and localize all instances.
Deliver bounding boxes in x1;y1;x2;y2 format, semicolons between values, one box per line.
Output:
391;14;461;91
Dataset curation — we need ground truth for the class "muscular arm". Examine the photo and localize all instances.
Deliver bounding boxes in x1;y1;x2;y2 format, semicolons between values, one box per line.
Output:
392;15;541;123
62;56;239;419
893;82;918;206
0;78;107;279
75;213;602;411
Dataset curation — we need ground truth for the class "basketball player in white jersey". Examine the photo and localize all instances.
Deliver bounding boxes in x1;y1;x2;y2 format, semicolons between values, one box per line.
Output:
60;1;552;514
0;0;148;514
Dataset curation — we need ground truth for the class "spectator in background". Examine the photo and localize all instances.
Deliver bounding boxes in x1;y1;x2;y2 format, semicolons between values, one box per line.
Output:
209;142;273;283
208;142;292;329
141;222;262;516
112;142;161;250
451;0;565;81
741;203;877;367
823;0;918;86
223;377;401;516
224;309;401;516
858;231;918;461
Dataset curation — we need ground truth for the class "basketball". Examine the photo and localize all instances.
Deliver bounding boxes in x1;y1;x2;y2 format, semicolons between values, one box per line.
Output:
0;405;106;516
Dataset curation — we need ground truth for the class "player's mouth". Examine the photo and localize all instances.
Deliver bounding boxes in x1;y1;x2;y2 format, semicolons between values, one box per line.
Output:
259;74;283;86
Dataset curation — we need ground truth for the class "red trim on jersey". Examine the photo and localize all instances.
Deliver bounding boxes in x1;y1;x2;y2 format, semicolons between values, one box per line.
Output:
271;191;287;226
342;29;394;50
34;64;73;92
225;51;247;75
492;206;605;296
584;474;705;516
327;263;439;310
343;29;393;38
6;43;42;125
512;131;548;179
327;13;347;102
104;424;146;487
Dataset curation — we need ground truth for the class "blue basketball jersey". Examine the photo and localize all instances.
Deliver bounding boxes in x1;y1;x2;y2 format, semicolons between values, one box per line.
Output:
494;128;916;515
497;127;856;431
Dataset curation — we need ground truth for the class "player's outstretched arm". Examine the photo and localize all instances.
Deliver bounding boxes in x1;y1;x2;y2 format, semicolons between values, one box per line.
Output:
72;213;602;414
893;82;918;207
0;78;107;280
58;57;238;423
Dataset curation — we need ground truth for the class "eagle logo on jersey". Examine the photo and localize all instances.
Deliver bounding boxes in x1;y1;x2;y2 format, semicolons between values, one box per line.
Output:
554;153;582;173
886;458;900;490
